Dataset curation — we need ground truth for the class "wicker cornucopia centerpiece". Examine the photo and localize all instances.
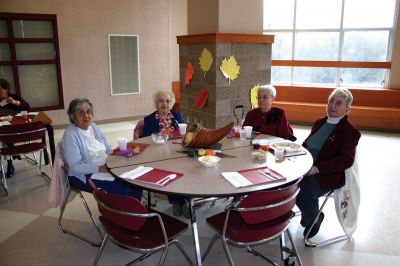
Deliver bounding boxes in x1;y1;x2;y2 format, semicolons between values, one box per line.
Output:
182;122;234;148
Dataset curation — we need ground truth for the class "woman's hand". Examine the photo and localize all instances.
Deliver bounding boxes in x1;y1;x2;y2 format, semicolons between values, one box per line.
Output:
308;165;319;176
6;97;20;106
99;165;108;173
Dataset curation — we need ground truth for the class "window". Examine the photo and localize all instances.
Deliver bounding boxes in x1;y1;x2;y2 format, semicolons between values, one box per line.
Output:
108;34;140;95
0;12;63;110
263;0;398;88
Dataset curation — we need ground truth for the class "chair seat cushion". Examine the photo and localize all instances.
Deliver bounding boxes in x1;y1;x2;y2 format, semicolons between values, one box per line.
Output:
99;209;188;250
206;210;292;244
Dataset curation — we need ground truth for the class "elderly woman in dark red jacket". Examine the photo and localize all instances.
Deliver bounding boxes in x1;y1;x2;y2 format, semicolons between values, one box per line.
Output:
296;88;361;239
243;85;296;141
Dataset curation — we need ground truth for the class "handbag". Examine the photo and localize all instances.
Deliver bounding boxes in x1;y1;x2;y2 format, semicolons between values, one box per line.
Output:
334;153;360;238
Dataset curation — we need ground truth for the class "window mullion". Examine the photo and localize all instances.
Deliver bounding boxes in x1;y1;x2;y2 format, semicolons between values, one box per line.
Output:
337;0;346;87
291;0;298;85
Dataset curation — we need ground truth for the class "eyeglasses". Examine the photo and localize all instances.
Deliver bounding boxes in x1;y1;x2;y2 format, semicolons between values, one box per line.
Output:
257;96;272;100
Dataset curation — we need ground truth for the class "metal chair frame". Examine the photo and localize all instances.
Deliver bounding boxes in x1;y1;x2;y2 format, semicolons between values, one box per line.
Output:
0;122;51;196
91;185;193;266
58;164;103;247
304;190;348;247
202;184;302;266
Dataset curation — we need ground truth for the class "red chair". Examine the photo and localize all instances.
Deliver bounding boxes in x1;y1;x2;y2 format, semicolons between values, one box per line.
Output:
202;179;302;266
0;121;51;196
133;119;144;140
88;179;193;265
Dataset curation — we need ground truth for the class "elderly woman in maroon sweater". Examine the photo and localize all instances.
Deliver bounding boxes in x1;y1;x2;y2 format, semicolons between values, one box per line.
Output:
243;85;296;141
296;88;361;239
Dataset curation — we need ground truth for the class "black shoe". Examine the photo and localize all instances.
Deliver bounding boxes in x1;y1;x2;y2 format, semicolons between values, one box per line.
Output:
304;212;325;239
6;160;15;179
12;155;22;160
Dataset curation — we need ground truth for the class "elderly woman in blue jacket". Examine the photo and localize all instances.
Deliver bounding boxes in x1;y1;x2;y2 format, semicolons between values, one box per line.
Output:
141;90;184;138
62;98;141;199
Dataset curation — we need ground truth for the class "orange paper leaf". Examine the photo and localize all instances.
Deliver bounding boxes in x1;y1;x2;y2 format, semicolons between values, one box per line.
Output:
184;62;194;86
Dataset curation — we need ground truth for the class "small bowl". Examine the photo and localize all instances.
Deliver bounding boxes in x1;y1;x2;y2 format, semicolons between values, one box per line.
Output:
198;155;220;167
151;133;169;145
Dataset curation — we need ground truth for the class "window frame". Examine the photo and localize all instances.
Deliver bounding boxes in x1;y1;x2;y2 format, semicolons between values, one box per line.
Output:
263;0;398;88
0;12;64;111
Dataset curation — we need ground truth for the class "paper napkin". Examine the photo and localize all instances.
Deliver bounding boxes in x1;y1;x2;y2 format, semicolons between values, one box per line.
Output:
119;165;153;180
221;172;252;188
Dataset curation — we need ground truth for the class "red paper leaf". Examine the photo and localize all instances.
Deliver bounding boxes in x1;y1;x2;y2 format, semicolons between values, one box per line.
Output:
184;62;194;86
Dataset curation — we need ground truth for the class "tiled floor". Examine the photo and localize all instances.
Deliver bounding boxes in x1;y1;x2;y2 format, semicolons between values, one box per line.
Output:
0;121;399;265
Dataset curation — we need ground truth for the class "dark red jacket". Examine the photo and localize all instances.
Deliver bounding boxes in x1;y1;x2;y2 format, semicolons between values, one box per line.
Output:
243;107;296;141
303;115;361;189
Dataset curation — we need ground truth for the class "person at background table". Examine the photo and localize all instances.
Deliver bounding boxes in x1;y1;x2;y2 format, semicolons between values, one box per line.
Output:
0;79;30;114
243;85;296;141
62;98;142;200
296;88;360;239
0;79;31;179
141;90;187;217
141;90;184;138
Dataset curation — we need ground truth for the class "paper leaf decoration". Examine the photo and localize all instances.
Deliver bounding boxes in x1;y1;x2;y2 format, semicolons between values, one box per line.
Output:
219;55;240;84
184;62;194;86
250;84;260;108
199;48;213;76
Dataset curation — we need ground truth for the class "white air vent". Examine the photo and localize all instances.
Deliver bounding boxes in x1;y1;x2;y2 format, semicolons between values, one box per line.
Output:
108;34;140;95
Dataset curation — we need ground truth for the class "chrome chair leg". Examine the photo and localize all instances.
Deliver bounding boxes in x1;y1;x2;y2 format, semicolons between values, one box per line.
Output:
39;150;52;180
58;187;103;246
247;247;278;266
174;240;194;265
93;233;109;266
201;234;219;262
0;161;8;196
304;191;348;247
221;239;234;266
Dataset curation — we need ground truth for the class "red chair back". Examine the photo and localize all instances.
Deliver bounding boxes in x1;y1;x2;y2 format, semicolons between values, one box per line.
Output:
0;121;46;155
238;179;300;224
88;179;148;231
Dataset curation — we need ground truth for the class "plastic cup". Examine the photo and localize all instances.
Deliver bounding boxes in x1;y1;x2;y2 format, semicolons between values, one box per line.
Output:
243;126;253;138
259;140;269;151
178;123;187;135
234;126;242;138
21;110;28;119
275;147;285;162
117;137;128;151
239;129;246;140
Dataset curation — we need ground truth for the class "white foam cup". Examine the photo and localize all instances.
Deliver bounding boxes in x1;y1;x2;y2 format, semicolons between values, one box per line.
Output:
178;123;187;135
117;137;128;151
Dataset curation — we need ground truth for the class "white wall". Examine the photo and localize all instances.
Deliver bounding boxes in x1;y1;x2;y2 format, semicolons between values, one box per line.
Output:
0;0;172;125
171;0;188;82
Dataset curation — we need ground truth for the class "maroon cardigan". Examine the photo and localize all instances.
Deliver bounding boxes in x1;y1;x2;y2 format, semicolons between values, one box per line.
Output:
243;107;296;141
303;115;361;190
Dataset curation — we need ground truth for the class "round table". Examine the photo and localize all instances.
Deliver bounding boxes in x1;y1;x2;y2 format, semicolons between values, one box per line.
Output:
107;135;313;265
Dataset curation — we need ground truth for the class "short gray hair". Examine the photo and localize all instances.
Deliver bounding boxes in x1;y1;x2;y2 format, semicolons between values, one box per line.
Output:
329;88;353;107
152;90;176;110
258;85;276;98
67;98;93;124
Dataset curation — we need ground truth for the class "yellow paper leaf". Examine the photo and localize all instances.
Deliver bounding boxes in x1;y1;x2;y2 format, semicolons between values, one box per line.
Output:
219;55;240;83
199;48;213;76
250;84;260;108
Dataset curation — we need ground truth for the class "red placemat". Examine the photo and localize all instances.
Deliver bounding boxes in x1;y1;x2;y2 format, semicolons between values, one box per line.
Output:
135;168;183;187
238;166;286;185
112;143;150;156
169;130;183;139
10;117;29;125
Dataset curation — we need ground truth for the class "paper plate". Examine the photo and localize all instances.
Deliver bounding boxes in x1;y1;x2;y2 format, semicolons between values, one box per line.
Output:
194;89;209;109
